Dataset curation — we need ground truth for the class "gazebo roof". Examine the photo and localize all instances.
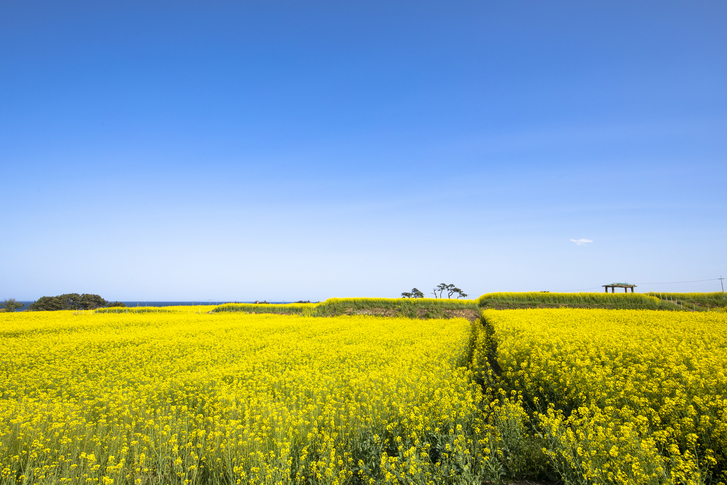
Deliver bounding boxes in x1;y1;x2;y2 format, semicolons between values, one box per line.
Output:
602;282;637;288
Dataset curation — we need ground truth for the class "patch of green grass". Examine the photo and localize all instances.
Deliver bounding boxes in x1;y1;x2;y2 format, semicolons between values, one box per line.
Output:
211;298;478;318
648;292;727;311
211;303;313;314
312;297;477;317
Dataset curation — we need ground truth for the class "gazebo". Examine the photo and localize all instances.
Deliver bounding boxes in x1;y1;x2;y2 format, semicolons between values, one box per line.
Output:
603;282;636;293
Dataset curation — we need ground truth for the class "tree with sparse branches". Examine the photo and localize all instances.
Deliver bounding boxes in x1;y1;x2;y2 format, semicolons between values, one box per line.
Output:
431;283;468;299
1;299;24;312
432;283;449;298
447;286;468;299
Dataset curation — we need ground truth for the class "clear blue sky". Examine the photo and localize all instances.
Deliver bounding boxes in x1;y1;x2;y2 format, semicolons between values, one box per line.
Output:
2;1;725;301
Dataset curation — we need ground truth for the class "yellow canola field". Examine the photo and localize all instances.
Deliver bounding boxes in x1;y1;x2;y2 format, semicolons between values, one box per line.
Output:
480;309;727;485
6;307;726;485
0;311;493;485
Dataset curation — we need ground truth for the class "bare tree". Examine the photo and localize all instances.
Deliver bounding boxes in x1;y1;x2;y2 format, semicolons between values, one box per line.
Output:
433;283;448;298
447;286;468;299
432;283;468;299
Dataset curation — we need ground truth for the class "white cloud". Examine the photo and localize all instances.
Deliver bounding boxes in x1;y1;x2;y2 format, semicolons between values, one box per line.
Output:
571;238;593;245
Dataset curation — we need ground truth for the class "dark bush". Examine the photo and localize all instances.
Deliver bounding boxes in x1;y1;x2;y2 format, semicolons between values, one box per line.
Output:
27;293;108;311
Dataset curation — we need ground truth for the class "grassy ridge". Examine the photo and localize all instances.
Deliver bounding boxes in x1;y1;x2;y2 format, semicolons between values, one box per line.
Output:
648;292;727;311
211;302;314;314
477;291;680;310
212;297;478;318
314;297;477;317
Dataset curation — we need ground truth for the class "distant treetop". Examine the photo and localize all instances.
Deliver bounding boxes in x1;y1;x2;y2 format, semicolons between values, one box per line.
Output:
1;299;24;312
27;293;109;311
401;288;424;299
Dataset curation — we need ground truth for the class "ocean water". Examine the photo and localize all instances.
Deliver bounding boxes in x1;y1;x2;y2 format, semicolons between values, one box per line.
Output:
118;301;292;307
119;301;229;307
9;301;289;311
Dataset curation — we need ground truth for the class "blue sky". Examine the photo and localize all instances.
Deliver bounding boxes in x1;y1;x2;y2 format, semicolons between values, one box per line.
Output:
2;1;725;301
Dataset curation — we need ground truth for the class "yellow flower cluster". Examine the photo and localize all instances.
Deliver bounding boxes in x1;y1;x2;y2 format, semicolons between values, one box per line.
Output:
0;311;500;484
480;309;727;485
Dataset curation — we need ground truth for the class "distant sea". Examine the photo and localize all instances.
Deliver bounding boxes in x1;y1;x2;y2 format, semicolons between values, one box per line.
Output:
12;301;291;311
119;301;232;307
117;302;293;307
